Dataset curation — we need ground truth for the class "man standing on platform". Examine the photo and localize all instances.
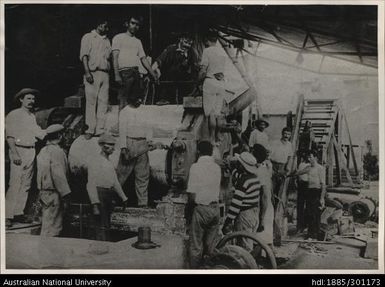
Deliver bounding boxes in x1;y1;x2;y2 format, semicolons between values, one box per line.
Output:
112;15;158;110
80;17;112;139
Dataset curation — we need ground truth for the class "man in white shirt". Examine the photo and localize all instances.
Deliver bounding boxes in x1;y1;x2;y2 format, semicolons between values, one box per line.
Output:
5;88;47;228
249;117;270;151
87;133;128;241
197;30;226;143
80;17;112;139
270;127;293;206
117;97;155;207
112;15;158;110
187;141;221;268
291;150;326;240
296;153;310;233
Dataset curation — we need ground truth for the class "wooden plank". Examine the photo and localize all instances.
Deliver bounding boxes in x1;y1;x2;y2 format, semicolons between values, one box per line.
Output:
282;239;336;244
332;135;342;186
274;95;304;246
183;96;203;108
327;141;334;187
332;135;354;186
341;110;359;176
301;123;331;127
303;110;335;114
302;117;334;121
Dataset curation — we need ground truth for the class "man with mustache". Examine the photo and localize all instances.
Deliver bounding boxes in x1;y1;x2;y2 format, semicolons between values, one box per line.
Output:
5;88;47;228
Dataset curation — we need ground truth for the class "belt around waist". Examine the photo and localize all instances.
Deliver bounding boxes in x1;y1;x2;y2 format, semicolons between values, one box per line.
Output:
240;204;259;212
91;68;109;73
96;186;114;191
127;137;146;140
198;201;218;206
119;67;139;72
15;144;35;149
271;161;285;165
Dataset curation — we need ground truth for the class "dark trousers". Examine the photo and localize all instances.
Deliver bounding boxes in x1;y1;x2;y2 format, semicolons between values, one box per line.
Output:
272;162;286;207
297;180;308;231
189;204;220;268
93;187;115;241
118;68;143;110
306;188;322;239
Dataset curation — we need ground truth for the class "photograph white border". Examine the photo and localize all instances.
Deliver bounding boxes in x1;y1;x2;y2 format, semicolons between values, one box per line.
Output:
0;0;383;274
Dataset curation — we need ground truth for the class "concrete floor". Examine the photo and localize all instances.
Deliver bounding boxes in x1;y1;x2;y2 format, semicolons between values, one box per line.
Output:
280;242;377;269
6;233;188;269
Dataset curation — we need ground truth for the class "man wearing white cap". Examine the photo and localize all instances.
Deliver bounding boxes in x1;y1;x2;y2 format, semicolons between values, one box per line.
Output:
5;88;47;228
249;117;270;151
87;133;128;240
222;152;268;251
37;124;71;236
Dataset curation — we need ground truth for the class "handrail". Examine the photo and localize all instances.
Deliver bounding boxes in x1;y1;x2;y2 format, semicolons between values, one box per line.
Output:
273;94;305;245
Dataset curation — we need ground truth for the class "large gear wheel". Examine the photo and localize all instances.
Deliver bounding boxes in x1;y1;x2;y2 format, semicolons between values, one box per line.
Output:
206;245;258;269
215;231;277;269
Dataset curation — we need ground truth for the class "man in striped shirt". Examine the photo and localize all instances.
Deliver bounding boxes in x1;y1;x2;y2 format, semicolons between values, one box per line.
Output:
222;152;268;251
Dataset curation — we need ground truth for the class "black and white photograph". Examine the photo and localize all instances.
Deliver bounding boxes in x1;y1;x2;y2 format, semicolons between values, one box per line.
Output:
1;0;383;272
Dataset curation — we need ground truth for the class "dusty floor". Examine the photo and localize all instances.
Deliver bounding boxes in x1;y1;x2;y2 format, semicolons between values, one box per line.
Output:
279;241;377;269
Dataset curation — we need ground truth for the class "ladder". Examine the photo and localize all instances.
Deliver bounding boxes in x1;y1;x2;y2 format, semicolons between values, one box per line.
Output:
274;96;361;245
300;99;360;187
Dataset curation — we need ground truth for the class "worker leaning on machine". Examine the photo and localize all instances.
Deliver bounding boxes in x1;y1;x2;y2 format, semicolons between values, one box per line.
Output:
87;133;129;241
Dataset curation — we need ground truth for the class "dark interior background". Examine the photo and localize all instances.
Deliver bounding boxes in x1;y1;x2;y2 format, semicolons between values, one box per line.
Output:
4;4;377;113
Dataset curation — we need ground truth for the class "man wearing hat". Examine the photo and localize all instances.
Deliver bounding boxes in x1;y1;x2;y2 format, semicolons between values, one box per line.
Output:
222;152;268;251
248;117;270;151
37;124;71;236
5;88;47;228
152;33;197;105
87;133;128;241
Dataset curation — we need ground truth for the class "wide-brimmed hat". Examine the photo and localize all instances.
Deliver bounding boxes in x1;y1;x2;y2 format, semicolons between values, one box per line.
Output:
254;117;269;128
132;227;160;250
235;152;258;174
98;133;116;144
14;88;40;101
46;124;65;135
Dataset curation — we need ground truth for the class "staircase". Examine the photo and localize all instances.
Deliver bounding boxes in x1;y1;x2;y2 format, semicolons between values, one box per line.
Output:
297;99;360;187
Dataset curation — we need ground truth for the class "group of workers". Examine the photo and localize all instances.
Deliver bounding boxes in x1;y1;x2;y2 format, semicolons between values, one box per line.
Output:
5;13;327;269
4;87;128;238
187;118;327;268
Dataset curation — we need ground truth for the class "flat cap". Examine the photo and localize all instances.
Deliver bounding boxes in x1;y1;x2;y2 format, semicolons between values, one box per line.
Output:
46;124;65;135
98;133;116;144
14;88;40;101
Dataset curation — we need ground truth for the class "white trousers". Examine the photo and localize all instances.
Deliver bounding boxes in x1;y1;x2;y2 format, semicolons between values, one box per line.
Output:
203;78;225;116
84;71;109;135
6;147;35;219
